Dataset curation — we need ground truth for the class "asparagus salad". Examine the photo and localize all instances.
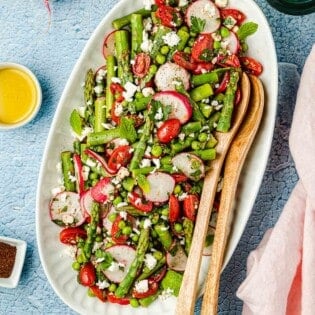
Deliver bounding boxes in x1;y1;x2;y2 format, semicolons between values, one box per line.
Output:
49;0;262;308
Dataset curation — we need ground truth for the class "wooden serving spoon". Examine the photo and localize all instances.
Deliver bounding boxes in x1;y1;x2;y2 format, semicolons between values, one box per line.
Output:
200;74;265;315
175;72;251;315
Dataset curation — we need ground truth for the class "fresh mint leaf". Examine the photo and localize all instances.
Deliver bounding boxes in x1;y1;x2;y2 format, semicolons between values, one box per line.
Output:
237;22;258;41
120;117;137;143
70;109;82;135
190;16;206;34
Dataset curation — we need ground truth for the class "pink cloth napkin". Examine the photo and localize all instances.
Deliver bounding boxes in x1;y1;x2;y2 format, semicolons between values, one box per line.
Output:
236;44;315;315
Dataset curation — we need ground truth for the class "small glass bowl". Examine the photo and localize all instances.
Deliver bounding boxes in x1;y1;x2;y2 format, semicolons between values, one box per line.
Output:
0;62;42;130
0;236;27;288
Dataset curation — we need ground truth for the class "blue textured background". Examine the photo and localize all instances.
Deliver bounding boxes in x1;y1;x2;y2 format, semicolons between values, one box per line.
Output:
0;1;314;314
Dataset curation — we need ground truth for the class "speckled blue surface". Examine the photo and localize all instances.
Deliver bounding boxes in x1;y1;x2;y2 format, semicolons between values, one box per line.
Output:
0;1;314;314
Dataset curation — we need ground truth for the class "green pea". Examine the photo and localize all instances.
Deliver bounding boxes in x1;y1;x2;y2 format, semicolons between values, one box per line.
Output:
150;213;160;225
161;208;169;216
122;226;132;235
149;64;158;74
95;235;103;242
143;266;150;274
151;144;163;157
174;184;182;195
135;91;143;99
77;253;86;264
153;250;163;260
183;47;191;54
161;156;172;165
91;179;98;186
72;261;81;271
188;38;195;47
132;234;139;242
198;133;208;142
108;212;117;223
89;172;98;180
180;26;189;32
109;283;117;292
220;26;230;38
118;220;126;229
160;45;170;55
130;298;140;308
189;31;197;37
174;222;183;232
113;196;123;206
191;140;202;150
213;41;221;50
156;54;166;65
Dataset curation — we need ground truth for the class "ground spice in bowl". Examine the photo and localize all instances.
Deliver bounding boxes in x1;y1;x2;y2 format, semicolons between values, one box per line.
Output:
0;241;17;278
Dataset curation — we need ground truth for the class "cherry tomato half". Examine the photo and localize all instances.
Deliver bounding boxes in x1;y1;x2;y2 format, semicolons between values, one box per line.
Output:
215;71;230;95
108;145;133;172
128;191;153;212
90;285;107;302
240;56;263;76
220;9;246;25
149;265;167;283
172;173;188;183
169;194;180;222
78;263;96;287
59;227;87;245
107;293;130;305
172;51;197;71
192;62;214;75
132;280;159;299
132;53;151;78
217;54;240;68
183;194;199;221
191;34;214;63
156;5;182;28
157;118;181;144
110;82;124;94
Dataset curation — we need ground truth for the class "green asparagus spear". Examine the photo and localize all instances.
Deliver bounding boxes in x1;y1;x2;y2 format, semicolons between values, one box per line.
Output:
183;218;194;255
105;55;116;119
192;148;216;161
112;8;153;30
139;291;160;307
115;228;150;297
150;26;172;59
84;69;95;107
131;14;144;58
190;83;214;102
114;30;133;85
154;224;173;250
87;117;137;146
216;70;240;132
137;257;166;281
61;151;76;192
94;97;106;132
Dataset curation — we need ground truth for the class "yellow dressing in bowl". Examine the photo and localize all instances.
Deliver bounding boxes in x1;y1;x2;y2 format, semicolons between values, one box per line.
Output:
0;67;38;124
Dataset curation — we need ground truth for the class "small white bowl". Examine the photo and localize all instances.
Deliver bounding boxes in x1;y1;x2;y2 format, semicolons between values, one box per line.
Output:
0;236;27;288
0;62;42;130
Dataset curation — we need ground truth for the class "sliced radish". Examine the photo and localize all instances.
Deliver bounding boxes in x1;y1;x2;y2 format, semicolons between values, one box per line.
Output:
84;149;117;176
223;31;240;54
186;0;221;34
103;30;117;58
80;189;94;217
154;62;190;91
172;153;205;181
166;244;188;271
153;91;192;124
104;245;136;283
203;226;215;256
91;178;115;203
143;172;175;203
49;191;85;227
73;154;85;195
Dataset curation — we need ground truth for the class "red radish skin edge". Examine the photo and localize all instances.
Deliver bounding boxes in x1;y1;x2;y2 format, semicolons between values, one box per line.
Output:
73;154;85;195
80;189;95;217
153;91;193;124
84;149;117;175
103;30;117;58
91;177;114;203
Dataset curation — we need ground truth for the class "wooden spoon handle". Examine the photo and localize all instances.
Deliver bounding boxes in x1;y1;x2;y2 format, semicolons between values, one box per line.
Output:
175;73;250;315
200;75;264;315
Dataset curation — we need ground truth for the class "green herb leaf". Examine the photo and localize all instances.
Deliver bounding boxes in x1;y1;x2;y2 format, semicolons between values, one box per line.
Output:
95;249;113;271
190;16;206;34
119;117;137;143
199;49;215;62
162;105;172;120
70;109;83;135
237;22;258;41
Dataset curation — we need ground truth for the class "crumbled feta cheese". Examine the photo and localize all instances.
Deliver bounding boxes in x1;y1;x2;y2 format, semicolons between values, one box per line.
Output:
117;167;130;180
215;0;228;7
142;87;155;97
77;106;86;118
87;99;93;106
215;104;223;111
92;242;103;253
143;17;153;31
119;210;128;219
161;215;168;221
141;30;153;53
189;133;195;138
178;0;188;6
232;25;239;33
133;228;141;235
144;254;157;270
143;0;155;10
68;172;77;183
96;280;110;289
224;16;237;29
108;262;119;272
178;133;185;141
178;192;188;201
211;57;218;64
200;125;209;132
140;158;151;168
86;158;97;168
101;122;115;129
154;107;163;120
94;85;104;95
202;98;210;104
211;100;219;106
82;165;90;181
114;103;123;116
152;158;161;169
143;218;152;229
211;33;222;41
123;82;138;102
162;31;180;47
145;145;152;156
135;280;149;293
111;77;121;84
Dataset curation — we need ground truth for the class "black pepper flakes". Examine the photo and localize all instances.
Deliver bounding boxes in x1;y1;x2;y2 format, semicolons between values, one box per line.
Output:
0;241;17;278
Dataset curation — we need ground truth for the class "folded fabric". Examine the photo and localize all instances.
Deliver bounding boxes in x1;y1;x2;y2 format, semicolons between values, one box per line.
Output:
236;44;315;315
